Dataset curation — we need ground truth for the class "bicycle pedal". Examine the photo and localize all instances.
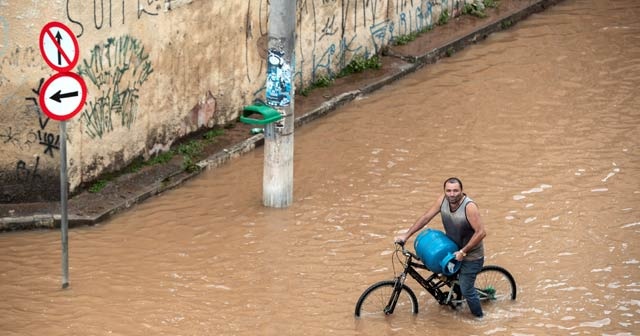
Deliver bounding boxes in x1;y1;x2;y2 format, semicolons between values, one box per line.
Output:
449;304;461;310
436;291;449;305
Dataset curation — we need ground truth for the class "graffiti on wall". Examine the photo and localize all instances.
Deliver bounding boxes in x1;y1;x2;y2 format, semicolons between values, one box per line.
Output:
294;0;393;89
0;46;44;88
24;79;59;160
244;0;269;85
60;2;166;140
243;0;440;102
425;1;434;28
293;0;429;91
0;77;61;202
2;0;454;202
76;35;153;139
319;15;337;41
66;0;179;37
19;78;60;158
15;156;42;184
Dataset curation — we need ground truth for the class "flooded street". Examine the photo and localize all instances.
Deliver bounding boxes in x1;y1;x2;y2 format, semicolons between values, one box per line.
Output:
1;0;639;334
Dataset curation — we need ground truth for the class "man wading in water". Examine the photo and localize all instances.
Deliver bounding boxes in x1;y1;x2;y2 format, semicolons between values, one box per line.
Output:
395;177;487;318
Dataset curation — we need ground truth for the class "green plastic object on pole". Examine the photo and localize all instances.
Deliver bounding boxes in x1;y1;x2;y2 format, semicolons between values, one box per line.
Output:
240;104;283;125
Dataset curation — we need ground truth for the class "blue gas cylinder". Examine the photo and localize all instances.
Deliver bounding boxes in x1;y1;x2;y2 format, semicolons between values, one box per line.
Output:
414;228;461;276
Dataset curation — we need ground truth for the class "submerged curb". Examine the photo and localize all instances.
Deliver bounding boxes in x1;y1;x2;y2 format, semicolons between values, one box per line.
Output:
0;0;563;232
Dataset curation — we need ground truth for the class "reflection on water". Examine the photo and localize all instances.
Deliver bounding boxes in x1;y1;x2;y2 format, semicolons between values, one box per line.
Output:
1;0;639;335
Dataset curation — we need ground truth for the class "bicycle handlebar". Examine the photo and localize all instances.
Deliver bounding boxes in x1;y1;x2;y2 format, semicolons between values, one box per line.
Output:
395;241;419;259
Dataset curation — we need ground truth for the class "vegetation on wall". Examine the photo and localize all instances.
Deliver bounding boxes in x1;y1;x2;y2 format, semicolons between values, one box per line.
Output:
299;75;333;96
299;55;382;96
446;47;456;57
463;0;500;18
394;26;433;46
438;9;450;25
338;55;382;77
391;0;501;47
484;0;500;8
87;127;228;193
501;19;513;29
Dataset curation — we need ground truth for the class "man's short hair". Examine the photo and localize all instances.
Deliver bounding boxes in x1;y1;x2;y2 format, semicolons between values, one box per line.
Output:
444;177;463;190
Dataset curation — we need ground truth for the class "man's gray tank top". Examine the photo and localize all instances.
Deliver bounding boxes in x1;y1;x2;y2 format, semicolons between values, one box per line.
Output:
440;195;484;260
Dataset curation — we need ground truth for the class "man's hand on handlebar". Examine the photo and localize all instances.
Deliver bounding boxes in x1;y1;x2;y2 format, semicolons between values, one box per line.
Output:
394;233;409;245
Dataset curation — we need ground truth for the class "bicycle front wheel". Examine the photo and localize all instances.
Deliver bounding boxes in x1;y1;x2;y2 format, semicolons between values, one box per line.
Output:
476;265;517;303
354;280;419;318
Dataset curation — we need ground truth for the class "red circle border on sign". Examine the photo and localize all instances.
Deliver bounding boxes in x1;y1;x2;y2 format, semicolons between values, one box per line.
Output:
39;21;80;72
39;72;87;121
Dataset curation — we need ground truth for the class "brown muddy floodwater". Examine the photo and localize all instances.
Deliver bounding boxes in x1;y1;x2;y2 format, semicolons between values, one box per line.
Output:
1;0;639;335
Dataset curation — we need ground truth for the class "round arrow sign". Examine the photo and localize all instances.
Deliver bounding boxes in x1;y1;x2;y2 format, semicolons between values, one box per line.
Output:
39;21;80;72
39;72;87;121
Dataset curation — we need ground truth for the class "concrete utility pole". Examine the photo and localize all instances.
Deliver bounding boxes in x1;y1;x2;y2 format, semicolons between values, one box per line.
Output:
263;0;296;208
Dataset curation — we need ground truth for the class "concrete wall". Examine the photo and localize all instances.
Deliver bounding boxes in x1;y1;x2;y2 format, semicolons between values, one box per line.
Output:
0;0;465;203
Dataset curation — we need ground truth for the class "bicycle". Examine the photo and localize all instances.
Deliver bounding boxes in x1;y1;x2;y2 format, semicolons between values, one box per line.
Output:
354;242;517;317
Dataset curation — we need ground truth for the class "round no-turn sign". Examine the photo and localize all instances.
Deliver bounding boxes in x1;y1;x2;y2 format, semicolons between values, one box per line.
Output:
39;21;80;72
39;72;87;121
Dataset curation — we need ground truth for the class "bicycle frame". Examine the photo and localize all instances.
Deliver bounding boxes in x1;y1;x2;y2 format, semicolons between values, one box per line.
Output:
395;245;458;307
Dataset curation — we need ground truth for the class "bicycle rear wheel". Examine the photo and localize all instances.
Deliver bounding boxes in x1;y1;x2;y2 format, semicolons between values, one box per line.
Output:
476;265;517;303
354;280;419;318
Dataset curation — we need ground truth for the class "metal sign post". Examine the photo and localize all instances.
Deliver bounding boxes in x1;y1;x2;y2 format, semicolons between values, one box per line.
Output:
59;121;69;289
38;21;85;289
